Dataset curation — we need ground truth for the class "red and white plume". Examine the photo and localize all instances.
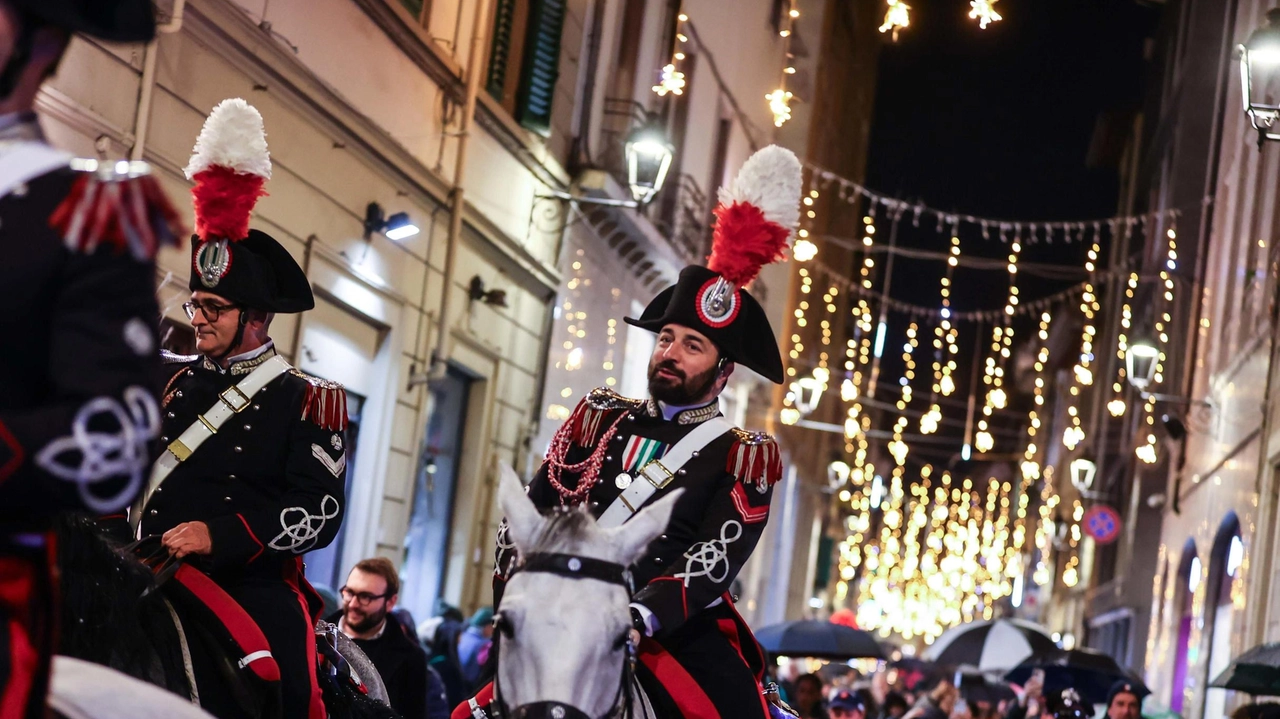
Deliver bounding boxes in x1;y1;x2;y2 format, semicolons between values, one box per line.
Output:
184;98;272;242
707;145;802;287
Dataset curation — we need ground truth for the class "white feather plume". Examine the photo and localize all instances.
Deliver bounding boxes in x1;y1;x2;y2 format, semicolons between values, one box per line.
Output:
717;145;802;232
183;98;272;181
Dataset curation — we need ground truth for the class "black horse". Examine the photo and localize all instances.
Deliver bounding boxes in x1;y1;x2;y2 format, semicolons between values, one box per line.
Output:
54;515;398;719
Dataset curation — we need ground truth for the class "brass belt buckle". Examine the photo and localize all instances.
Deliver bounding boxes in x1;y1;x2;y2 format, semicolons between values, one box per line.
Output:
168;439;193;462
640;460;676;489
219;385;251;413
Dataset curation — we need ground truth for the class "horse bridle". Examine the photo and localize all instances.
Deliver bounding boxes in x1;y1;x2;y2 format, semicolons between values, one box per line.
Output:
491;551;646;719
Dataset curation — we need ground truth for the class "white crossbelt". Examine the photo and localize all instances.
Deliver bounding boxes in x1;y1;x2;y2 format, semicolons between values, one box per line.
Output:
141;355;292;509
596;417;733;529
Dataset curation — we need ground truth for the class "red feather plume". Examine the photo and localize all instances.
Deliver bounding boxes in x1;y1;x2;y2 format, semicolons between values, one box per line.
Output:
707;201;790;287
191;165;266;241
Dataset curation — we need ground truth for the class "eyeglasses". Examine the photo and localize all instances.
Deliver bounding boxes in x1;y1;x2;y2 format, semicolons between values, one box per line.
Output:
183;300;240;322
340;586;392;605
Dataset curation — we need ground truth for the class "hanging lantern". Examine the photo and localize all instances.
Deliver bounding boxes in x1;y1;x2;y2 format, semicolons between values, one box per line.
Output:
1069;455;1097;494
1125;339;1160;391
624;117;675;204
1240;9;1280;145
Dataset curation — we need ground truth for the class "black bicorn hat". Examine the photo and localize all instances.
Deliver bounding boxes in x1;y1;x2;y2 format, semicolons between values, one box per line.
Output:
625;145;802;385
12;0;156;43
184;99;314;314
626;265;783;384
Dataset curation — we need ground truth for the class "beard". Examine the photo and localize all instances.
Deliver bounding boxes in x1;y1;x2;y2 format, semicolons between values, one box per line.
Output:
647;358;719;405
344;604;388;634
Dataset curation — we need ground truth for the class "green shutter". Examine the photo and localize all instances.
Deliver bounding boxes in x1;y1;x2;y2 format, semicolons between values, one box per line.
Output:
514;0;567;136
486;0;518;102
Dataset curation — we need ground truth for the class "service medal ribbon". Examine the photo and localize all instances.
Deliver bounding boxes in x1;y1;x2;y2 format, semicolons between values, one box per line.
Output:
622;436;667;474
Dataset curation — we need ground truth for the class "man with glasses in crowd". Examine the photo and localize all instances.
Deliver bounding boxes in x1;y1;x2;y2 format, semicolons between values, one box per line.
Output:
332;557;432;719
137;98;347;719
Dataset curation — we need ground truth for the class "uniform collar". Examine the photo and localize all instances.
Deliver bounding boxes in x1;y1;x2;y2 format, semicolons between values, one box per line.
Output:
0;112;43;144
643;397;721;425
201;341;277;376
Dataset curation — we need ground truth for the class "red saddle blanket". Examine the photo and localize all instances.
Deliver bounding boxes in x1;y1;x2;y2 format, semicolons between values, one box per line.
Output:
165;563;281;684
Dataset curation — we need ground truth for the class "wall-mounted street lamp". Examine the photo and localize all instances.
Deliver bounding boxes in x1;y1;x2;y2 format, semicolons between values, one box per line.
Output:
541;115;675;210
623;116;675;204
1124;338;1213;409
1069;455;1097;495
1240;9;1280;147
364;202;420;241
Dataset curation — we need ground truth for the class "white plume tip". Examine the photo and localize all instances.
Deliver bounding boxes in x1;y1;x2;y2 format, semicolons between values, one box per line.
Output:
183;98;272;181
717;145;802;233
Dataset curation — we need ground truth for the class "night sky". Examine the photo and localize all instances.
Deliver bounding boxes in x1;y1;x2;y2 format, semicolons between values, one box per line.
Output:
856;0;1161;467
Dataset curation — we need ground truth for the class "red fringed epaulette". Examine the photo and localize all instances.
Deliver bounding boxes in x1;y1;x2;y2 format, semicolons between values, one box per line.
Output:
289;369;348;431
727;428;782;490
49;159;185;261
565;387;645;446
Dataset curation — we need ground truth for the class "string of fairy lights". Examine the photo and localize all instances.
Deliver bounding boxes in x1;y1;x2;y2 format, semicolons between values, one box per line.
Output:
777;161;1198;645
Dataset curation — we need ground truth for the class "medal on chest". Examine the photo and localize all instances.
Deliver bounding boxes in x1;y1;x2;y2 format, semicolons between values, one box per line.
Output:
614;435;668;488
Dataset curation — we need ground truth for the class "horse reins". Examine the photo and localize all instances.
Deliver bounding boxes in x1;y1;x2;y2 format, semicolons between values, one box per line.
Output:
491;551;648;719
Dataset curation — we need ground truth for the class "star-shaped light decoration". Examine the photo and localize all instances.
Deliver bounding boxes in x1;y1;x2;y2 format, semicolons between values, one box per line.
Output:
969;0;1002;30
767;88;794;127
652;63;686;97
880;0;910;42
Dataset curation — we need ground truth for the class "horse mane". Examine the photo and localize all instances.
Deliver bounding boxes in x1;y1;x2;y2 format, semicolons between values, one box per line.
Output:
54;514;189;694
528;507;595;554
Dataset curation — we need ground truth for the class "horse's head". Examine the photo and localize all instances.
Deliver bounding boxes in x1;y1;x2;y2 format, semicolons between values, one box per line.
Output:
494;463;680;719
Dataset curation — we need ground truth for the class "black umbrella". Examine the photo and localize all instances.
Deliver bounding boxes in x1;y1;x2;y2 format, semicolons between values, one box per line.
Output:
924;619;1059;671
890;657;942;691
754;620;887;660
956;669;1017;705
1210;642;1280;695
1004;648;1148;705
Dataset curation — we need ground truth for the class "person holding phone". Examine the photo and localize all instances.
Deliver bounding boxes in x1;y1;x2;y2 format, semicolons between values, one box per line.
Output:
1004;669;1046;719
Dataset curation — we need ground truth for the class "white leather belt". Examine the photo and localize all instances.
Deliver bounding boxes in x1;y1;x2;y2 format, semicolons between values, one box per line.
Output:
142;355;292;508
596;417;732;529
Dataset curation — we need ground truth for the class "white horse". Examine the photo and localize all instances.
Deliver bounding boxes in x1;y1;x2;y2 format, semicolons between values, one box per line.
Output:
492;463;681;719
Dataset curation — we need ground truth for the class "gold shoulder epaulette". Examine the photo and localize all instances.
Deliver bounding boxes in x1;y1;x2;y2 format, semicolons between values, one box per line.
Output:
584;387;646;411
288;369;347;431
727;428;782;490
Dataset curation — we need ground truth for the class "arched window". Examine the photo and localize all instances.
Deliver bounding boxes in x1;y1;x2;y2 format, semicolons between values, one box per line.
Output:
1170;540;1198;713
1201;514;1243;719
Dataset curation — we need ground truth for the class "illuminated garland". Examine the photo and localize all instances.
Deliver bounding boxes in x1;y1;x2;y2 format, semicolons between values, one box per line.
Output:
1062;229;1102;450
1109;268;1140;418
880;0;910;41
921;234;960;435
768;0;800;126
1136;220;1178;463
974;231;1022;454
805;162;1185;244
652;8;689;97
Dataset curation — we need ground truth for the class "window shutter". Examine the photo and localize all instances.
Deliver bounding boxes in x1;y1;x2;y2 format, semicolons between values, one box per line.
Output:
514;0;567;136
486;0;518;102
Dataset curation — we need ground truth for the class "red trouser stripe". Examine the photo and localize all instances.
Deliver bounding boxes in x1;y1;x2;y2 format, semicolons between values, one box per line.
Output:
716;616;770;718
0;550;50;719
638;638;721;719
281;560;325;719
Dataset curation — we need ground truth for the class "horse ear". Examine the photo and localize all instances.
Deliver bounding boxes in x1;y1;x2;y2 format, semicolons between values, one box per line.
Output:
608;489;684;566
497;462;543;553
